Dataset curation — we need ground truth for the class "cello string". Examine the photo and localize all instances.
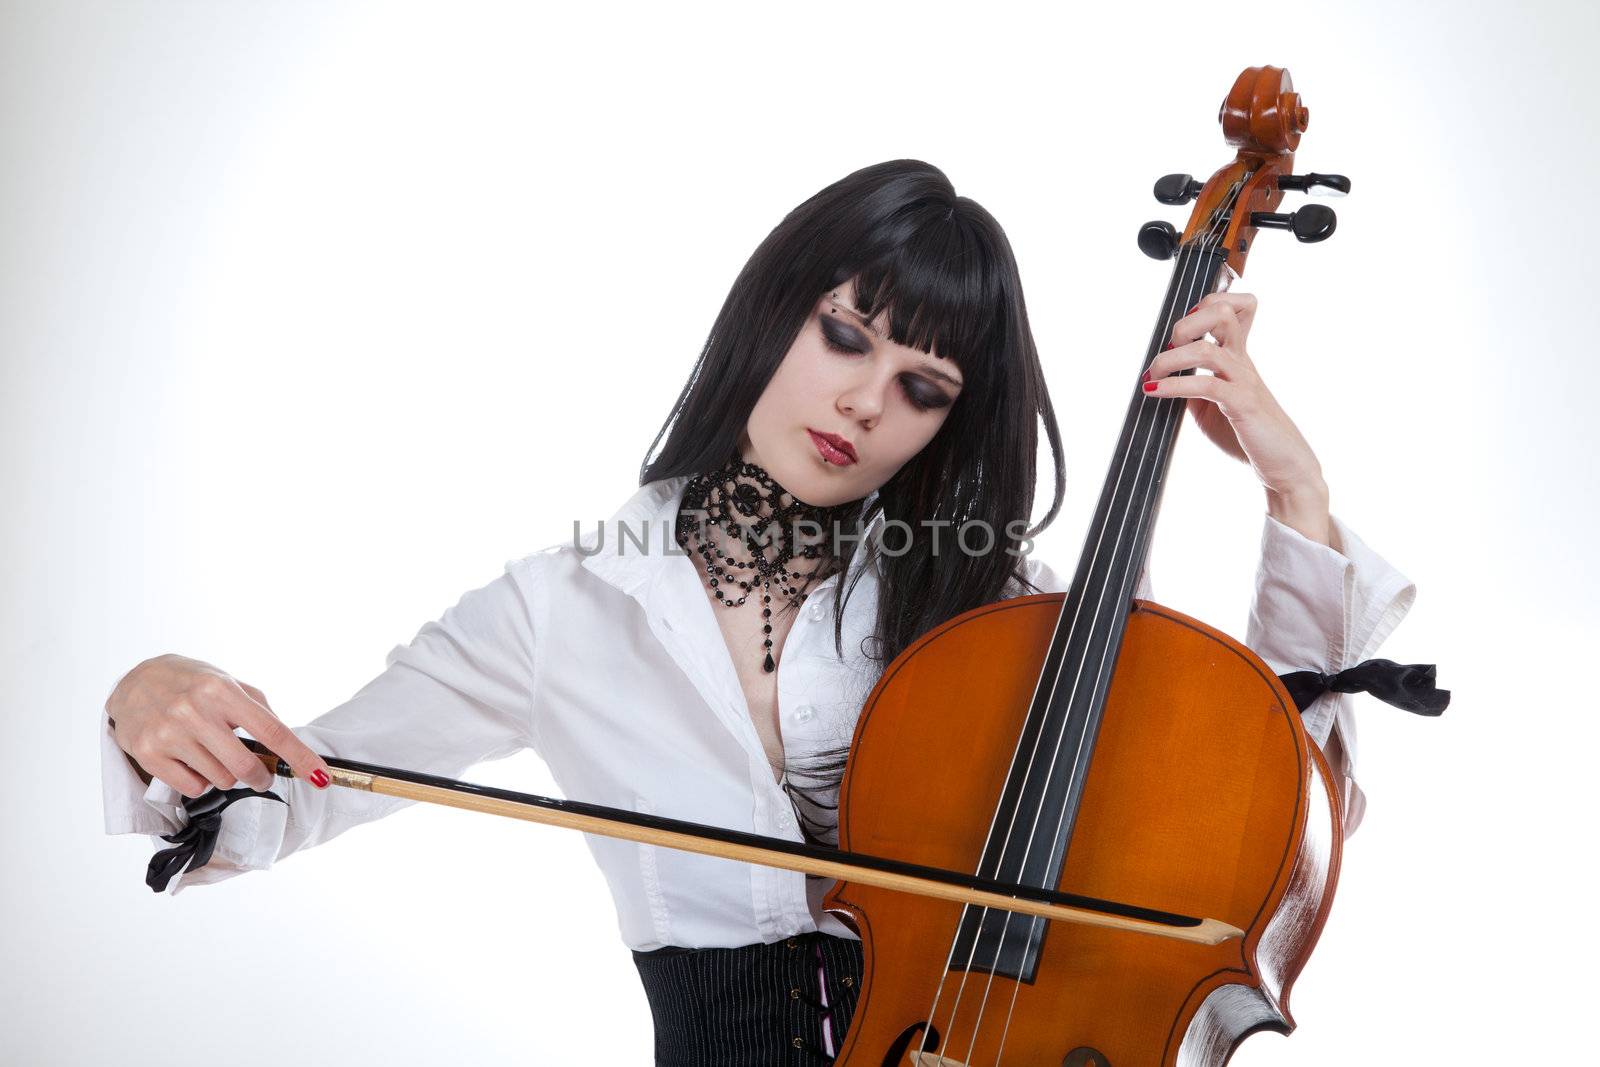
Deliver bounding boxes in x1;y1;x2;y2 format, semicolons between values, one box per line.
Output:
917;191;1233;1066
979;201;1234;1066
968;240;1209;1062
915;230;1208;1065
913;203;1226;1064
897;227;1199;1067
979;224;1223;1065
974;232;1219;1066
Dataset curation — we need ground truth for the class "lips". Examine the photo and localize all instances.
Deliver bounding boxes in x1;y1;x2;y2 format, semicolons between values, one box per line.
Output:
807;429;857;465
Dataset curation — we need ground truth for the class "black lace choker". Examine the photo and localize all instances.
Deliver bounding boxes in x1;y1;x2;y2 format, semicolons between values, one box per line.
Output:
674;458;855;673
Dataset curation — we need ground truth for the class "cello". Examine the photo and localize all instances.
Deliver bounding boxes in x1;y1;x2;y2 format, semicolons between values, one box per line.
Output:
820;64;1355;1066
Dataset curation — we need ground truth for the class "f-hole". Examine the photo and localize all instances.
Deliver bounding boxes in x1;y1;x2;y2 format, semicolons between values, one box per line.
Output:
882;1020;940;1066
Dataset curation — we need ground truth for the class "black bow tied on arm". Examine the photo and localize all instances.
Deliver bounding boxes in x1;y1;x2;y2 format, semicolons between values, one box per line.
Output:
146;785;285;893
1277;658;1450;716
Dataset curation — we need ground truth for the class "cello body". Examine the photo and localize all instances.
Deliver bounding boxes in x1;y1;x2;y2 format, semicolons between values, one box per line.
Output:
824;593;1343;1067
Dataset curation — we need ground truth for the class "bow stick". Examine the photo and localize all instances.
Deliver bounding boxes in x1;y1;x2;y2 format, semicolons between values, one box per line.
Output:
230;737;1241;946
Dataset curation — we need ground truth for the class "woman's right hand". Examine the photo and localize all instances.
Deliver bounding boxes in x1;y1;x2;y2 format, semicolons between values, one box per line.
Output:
107;653;332;798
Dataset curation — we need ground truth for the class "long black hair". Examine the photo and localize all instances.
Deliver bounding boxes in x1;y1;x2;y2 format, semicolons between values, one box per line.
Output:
639;159;1065;843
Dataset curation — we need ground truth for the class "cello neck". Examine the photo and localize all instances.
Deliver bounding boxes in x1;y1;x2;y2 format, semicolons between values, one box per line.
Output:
1061;237;1232;618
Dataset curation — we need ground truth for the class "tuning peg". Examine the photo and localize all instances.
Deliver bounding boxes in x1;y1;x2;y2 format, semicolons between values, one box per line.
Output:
1250;204;1337;243
1153;174;1204;205
1137;220;1180;260
1276;172;1351;197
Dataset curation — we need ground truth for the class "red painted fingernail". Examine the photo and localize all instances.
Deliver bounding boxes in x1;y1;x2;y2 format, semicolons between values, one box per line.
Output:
1141;369;1152;382
1189;302;1201;313
310;769;330;788
1164;341;1175;350
1142;381;1158;393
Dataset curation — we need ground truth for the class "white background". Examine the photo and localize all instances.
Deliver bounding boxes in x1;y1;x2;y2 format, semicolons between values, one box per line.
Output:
3;1;1592;1062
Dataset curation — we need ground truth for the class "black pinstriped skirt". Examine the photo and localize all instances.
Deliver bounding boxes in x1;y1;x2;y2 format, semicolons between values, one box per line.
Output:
632;931;865;1066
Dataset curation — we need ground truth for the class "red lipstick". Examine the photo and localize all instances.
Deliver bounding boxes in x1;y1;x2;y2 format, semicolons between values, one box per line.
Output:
807;429;857;466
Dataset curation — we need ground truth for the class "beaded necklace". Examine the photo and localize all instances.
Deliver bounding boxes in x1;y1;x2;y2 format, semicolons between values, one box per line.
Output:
674;458;855;673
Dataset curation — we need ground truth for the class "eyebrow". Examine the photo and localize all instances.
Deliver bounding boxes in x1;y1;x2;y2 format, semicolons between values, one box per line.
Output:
826;299;965;389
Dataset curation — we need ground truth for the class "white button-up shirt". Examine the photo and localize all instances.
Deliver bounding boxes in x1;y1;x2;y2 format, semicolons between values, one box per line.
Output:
101;475;1416;951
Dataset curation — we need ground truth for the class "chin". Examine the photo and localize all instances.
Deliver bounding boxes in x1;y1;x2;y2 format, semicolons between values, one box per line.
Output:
774;458;860;509
743;430;867;507
774;468;851;508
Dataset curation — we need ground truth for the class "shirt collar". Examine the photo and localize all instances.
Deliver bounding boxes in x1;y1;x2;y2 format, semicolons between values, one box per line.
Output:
575;476;689;600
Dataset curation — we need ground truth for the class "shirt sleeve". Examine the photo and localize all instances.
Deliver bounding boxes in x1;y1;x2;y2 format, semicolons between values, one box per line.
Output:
101;555;547;894
1245;512;1417;839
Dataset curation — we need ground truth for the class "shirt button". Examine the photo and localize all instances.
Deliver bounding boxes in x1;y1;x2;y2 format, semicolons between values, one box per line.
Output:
808;603;824;621
794;704;815;723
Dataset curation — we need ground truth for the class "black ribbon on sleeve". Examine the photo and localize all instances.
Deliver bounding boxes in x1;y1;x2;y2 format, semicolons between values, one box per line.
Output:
1277;658;1450;716
146;785;285;893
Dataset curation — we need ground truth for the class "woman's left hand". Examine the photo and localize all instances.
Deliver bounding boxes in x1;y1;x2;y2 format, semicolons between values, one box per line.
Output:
1142;291;1332;543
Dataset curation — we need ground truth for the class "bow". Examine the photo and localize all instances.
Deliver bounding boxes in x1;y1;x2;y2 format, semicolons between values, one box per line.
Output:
139;737;1244;947
1278;658;1450;716
146;785;284;892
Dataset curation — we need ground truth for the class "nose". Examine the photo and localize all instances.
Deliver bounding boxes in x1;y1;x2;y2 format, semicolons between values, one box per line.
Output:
837;378;885;427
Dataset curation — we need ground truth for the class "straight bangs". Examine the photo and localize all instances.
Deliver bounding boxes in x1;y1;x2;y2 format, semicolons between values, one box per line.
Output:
832;201;1008;397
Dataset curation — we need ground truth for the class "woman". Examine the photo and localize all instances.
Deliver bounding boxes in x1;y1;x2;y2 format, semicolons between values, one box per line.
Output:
102;159;1416;1064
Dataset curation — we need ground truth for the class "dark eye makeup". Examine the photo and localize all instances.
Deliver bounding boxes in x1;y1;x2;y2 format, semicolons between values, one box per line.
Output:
819;315;954;412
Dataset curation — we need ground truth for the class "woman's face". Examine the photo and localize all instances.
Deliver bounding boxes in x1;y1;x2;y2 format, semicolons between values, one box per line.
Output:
739;276;965;508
